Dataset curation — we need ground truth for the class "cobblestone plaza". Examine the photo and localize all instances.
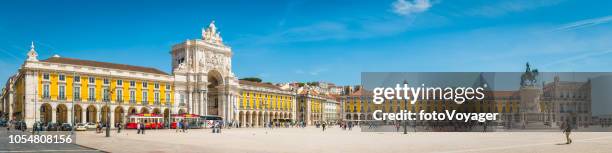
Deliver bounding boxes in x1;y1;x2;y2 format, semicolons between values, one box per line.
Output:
72;127;612;153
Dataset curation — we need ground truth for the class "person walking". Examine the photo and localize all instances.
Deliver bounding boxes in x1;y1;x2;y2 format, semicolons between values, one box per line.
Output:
141;122;146;135
96;122;101;133
6;120;10;132
483;122;487;133
181;120;186;133
34;122;40;134
322;122;327;132
136;122;141;134
213;121;219;133
563;120;573;144
183;120;188;132
176;120;181;132
117;122;122;133
395;122;400;132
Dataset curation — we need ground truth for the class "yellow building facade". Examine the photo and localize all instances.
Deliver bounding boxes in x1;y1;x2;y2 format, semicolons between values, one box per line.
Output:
1;44;177;128
236;80;295;127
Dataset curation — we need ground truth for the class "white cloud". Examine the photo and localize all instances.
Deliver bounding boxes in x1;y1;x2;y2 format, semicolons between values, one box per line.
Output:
243;17;417;44
553;15;612;32
392;0;432;16
308;68;328;76
234;0;444;44
542;50;612;69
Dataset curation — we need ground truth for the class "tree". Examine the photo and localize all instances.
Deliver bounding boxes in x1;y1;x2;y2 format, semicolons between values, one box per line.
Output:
296;82;305;87
240;77;262;83
306;82;319;86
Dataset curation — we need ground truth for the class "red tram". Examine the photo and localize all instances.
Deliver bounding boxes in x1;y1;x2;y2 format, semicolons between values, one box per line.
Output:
170;114;201;129
126;113;164;129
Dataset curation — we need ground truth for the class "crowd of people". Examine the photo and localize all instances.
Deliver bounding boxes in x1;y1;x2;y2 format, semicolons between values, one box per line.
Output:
339;121;354;130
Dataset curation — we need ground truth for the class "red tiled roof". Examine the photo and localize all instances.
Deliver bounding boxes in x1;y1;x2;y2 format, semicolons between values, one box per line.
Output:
41;57;168;75
490;91;519;98
239;80;281;90
348;88;373;97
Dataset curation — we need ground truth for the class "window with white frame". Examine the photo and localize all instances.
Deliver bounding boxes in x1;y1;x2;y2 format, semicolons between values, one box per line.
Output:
154;92;160;104
43;73;50;80
117;80;123;86
73;86;80;101
74;76;80;83
103;88;109;101
88;87;95;101
165;93;170;104
142;91;148;103
116;89;123;102
142;81;148;88
129;90;135;103
59;85;66;100
180;94;184;104
43;84;50;98
130;81;135;87
59;74;65;81
88;77;95;84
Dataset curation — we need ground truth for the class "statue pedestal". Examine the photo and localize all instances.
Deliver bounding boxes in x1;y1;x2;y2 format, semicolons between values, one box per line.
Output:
519;113;553;129
517;87;552;129
520;86;541;113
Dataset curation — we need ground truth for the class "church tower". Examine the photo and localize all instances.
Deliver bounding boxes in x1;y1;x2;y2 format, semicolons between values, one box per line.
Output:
27;41;38;61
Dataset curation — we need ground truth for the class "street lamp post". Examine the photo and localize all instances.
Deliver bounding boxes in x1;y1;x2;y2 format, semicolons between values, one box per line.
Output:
403;120;407;134
106;86;116;137
71;72;76;135
72;95;75;135
117;92;122;134
32;70;40;134
105;73;115;138
105;89;115;137
33;76;37;134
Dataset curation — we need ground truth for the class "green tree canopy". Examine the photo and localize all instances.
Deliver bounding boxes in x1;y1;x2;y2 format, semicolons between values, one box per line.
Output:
239;77;262;83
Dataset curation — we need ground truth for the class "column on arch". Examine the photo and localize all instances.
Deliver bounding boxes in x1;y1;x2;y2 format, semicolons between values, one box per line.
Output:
67;105;73;125
51;104;57;123
248;111;253;127
240;111;246;127
109;106;115;129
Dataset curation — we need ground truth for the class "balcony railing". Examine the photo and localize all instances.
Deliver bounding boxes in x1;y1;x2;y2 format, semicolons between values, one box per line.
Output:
88;97;96;102
73;97;81;102
130;99;136;104
58;96;66;100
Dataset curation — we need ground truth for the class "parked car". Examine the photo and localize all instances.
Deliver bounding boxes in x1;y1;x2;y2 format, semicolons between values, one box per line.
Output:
75;123;87;131
0;119;6;127
46;123;59;131
60;123;73;131
14;121;27;131
85;122;97;129
39;122;47;131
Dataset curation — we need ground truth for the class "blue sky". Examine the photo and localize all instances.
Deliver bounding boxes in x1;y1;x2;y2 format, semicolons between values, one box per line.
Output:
2;0;612;87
